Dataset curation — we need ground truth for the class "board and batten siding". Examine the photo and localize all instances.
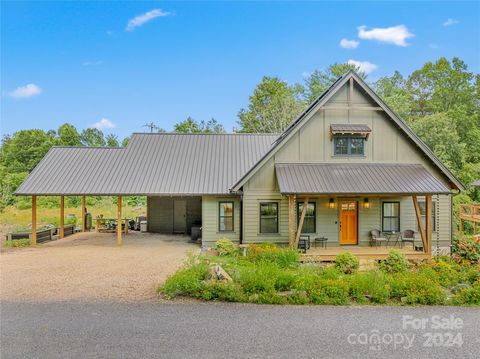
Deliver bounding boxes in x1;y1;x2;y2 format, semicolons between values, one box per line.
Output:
147;196;202;234
241;81;453;247
202;196;241;246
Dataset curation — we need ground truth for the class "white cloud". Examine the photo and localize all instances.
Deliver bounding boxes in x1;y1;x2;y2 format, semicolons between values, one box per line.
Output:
91;118;116;130
443;18;459;27
357;25;414;47
126;9;171;32
83;60;103;66
347;60;378;75
8;83;42;99
339;38;360;49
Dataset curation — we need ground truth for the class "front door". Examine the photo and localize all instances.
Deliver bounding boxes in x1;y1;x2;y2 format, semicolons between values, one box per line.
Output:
339;201;358;245
173;200;187;233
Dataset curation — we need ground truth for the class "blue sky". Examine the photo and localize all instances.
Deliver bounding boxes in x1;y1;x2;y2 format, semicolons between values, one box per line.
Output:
2;1;479;140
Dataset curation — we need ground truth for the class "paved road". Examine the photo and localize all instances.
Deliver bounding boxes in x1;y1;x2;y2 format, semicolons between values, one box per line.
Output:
1;301;479;358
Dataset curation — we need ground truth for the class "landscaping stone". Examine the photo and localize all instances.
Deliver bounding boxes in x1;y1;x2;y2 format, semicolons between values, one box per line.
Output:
209;265;233;282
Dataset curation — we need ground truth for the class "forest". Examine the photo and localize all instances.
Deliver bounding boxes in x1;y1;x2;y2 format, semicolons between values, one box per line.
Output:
1;57;479;219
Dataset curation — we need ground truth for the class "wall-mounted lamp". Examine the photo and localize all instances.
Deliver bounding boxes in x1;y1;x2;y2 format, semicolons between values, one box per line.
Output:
329;198;335;209
363;198;370;209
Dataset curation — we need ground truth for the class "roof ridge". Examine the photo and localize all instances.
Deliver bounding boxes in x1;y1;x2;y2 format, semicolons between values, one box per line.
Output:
51;146;124;149
131;132;280;136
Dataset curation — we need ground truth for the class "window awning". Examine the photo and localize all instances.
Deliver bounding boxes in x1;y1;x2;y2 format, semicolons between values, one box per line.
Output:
330;124;371;139
275;163;451;195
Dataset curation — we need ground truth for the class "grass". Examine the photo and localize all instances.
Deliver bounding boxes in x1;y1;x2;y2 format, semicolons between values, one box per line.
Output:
160;243;480;306
4;238;31;248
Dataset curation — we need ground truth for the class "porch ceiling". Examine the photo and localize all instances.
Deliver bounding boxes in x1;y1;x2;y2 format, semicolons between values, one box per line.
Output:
275;163;452;195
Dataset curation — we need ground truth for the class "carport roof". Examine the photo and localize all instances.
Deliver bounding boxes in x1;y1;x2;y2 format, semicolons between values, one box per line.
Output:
15;133;279;196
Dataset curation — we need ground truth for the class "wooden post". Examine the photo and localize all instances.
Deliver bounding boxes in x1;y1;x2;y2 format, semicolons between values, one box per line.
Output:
117;196;123;246
288;194;295;246
294;197;309;248
81;195;86;232
412;196;427;252
425;195;433;255
31;195;37;245
59;196;65;239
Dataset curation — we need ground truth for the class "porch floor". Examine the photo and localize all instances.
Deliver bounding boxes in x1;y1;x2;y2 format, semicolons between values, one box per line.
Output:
301;246;430;261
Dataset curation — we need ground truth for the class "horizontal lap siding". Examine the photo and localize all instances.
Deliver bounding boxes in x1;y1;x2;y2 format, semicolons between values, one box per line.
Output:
202;196;241;246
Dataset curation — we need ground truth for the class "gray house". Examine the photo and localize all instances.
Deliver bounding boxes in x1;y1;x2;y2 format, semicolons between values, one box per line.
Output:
16;71;463;259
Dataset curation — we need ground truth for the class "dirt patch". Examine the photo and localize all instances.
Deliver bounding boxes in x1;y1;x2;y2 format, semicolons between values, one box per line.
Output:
0;232;198;302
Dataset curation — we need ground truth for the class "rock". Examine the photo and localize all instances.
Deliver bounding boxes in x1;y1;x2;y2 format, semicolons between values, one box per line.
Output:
451;283;470;294
209;265;233;282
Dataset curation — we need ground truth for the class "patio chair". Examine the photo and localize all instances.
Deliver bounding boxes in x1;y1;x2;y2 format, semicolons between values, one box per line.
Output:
401;229;415;250
370;230;387;248
297;235;310;253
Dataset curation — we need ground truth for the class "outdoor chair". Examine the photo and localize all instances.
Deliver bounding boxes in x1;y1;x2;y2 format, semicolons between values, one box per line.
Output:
370;230;387;248
401;229;415;249
298;235;310;253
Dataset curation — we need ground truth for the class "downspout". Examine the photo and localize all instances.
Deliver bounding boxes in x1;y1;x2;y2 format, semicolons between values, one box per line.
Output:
239;192;243;245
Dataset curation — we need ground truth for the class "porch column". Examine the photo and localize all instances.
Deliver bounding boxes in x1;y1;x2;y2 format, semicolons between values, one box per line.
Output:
31;195;37;245
412;196;427;252
294;197;309;248
81;195;86;232
117;196;123;246
288;194;295;246
59;195;65;239
425;195;433;254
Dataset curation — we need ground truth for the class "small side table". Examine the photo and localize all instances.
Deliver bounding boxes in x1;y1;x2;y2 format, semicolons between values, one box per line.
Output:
315;237;328;248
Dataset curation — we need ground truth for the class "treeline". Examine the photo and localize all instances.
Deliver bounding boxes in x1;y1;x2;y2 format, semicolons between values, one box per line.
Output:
1;57;479;210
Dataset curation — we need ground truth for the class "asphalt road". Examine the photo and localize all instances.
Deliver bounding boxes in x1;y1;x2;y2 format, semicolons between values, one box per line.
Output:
1;301;479;359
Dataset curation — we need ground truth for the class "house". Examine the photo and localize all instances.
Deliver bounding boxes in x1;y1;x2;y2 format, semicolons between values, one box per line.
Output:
16;71;464;258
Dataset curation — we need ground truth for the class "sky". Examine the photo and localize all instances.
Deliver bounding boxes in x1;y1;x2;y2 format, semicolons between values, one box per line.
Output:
2;1;480;140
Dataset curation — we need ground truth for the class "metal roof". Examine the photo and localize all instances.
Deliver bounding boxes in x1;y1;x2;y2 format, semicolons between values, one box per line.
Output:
330;124;372;133
15;133;278;195
275;163;452;195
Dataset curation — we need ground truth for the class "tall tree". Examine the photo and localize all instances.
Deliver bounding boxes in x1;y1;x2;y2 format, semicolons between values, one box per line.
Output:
57;123;82;146
174;117;225;133
375;71;413;121
105;134;119;147
81;128;106;147
238;76;304;133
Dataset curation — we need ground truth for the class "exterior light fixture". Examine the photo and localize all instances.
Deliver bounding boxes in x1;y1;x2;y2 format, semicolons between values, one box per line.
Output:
364;198;370;209
329;198;335;209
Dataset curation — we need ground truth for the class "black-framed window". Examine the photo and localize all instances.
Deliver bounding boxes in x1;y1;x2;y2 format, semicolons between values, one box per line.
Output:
297;202;316;233
333;136;365;156
382;202;400;232
259;202;278;234
219;202;234;231
418;199;436;232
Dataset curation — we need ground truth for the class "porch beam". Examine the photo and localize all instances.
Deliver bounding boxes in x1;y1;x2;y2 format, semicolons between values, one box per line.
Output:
59;195;65;239
425;195;433;254
81;195;86;232
288;194;295;246
31;195;37;245
412;195;427;252
117;196;123;246
294;197;309;248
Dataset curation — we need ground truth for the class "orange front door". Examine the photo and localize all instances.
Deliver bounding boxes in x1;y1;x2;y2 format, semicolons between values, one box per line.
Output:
339;201;358;245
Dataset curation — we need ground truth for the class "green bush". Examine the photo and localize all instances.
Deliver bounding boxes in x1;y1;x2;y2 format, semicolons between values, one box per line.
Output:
247;243;299;268
452;236;480;264
388;273;446;305
4;238;31;247
160;262;209;298
310;279;350;305
378;250;410;274
200;282;244;302
334;252;359;274
348;272;390;304
216;238;237;256
238;262;277;294
451;281;480;305
417;259;463;287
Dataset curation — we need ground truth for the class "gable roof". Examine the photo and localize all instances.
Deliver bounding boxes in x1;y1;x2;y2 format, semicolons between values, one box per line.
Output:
15;133;278;196
231;70;464;192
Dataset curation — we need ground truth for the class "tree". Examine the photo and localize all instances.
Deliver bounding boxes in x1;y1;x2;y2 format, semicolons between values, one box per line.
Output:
174;117;225;133
238;76;304;133
121;137;130;147
374;71;413;121
303;63;366;105
105;134;119;147
57;123;82;146
81;128;106;147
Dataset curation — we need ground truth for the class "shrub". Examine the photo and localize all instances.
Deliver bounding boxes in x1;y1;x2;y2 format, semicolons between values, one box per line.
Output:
201;282;244;302
160;262;209;298
452;236;480;264
4;238;31;247
238;262;277;294
216;238;237;256
349;272;390;304
334;252;359;274
378;250;410;274
451;281;480;305
310;279;350;305
248;243;299;268
417;259;465;287
388;273;446;305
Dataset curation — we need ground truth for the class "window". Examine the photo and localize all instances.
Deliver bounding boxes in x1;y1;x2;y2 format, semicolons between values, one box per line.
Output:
333;137;365;156
297;202;316;233
259;202;278;234
219;202;234;231
382;202;400;232
418;199;436;232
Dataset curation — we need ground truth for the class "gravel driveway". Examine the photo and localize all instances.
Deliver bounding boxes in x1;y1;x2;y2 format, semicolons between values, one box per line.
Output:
0;232;198;302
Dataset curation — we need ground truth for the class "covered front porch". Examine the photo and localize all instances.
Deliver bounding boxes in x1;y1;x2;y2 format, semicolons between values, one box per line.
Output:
300;246;431;261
